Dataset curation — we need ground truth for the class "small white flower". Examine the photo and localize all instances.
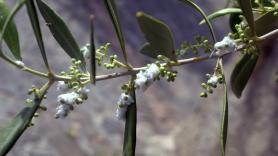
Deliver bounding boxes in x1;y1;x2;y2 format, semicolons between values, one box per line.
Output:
117;93;134;106
207;75;218;86
116;106;127;120
15;60;25;68
57;92;79;105
56;81;69;92
81;46;90;59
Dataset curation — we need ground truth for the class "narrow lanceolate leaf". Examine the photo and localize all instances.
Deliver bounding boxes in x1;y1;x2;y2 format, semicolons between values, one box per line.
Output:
237;0;256;36
123;89;137;156
0;95;43;155
0;0;24;60
136;12;176;61
180;0;216;43
200;8;242;24
220;81;229;156
103;0;128;63
255;10;278;36
90;15;96;85
26;0;49;69
231;53;258;98
36;0;85;67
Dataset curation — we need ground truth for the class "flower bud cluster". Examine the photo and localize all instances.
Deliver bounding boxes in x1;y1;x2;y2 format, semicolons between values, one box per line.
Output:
176;35;212;57
269;1;278;16
200;73;223;98
233;19;258;55
116;93;134;120
55;59;90;119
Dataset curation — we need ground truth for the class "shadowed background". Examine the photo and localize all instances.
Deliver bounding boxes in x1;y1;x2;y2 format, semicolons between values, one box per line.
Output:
0;0;277;156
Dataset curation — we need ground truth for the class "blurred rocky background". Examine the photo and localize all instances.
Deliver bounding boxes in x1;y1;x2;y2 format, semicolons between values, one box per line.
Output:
0;0;277;156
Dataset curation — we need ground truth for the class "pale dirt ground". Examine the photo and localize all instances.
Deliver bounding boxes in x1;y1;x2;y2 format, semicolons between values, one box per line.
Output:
0;0;277;156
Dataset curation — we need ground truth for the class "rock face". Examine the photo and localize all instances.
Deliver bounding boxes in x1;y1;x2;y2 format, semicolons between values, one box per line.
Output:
0;0;277;156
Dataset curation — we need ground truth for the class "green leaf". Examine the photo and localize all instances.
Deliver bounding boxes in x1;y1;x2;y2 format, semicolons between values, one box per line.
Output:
136;12;176;61
231;53;258;98
180;0;216;43
36;0;85;67
26;0;49;69
237;0;256;36
89;15;96;85
0;0;24;60
255;10;278;36
0;95;43;155
220;81;229;156
139;42;157;59
103;0;128;63
123;89;137;156
200;8;242;24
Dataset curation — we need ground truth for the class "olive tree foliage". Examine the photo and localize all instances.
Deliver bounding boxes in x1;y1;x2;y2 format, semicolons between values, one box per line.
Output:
0;0;277;155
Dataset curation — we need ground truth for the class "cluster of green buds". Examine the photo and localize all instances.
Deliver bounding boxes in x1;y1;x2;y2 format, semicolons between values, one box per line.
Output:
156;55;178;82
232;17;258;55
269;0;278;16
200;73;224;98
103;54;122;69
176;35;212;57
55;59;90;119
25;85;47;126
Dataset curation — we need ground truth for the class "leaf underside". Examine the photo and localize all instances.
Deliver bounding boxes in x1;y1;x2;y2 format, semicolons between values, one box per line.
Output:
137;12;176;61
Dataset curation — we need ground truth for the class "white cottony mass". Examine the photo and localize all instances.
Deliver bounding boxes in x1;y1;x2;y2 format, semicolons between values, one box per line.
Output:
115;93;134;120
135;63;160;91
214;36;236;53
56;81;69;92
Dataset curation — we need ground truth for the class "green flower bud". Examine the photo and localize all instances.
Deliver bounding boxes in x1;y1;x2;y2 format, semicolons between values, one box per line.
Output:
200;92;208;98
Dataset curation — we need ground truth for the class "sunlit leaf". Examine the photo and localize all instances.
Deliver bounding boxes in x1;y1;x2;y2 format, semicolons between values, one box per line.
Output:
103;0;128;63
180;0;216;43
237;0;256;36
231;53;258;98
0;0;23;60
123;89;136;156
36;0;85;67
26;0;49;69
89;15;96;85
137;12;176;61
0;95;43;155
200;8;242;24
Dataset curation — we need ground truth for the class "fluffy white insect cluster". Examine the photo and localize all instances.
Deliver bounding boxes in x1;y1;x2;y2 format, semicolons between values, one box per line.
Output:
55;81;90;119
81;45;90;59
15;60;25;68
115;64;160;120
207;75;219;87
116;93;134;120
134;63;160;91
214;36;236;53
